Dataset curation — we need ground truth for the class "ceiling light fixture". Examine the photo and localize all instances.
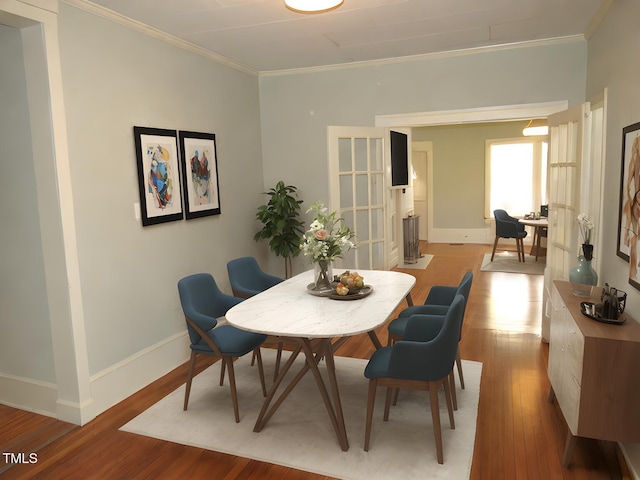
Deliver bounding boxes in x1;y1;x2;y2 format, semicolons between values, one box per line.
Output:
523;119;549;136
285;0;344;14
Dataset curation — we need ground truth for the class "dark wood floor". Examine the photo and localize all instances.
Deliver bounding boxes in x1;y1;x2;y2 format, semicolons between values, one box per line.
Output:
0;243;627;479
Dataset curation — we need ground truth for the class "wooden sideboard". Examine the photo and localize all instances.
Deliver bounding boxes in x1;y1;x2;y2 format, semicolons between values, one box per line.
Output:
548;280;640;467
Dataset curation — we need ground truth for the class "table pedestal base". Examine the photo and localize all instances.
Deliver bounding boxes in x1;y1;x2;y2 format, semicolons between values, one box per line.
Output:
253;337;350;451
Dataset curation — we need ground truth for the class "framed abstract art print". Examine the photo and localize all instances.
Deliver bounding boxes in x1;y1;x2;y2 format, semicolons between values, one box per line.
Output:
179;130;221;220
134;126;183;226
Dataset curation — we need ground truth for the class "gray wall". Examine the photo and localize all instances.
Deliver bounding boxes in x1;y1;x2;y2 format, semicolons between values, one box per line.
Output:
0;24;56;384
587;0;640;298
412;121;531;229
57;4;266;375
259;41;587;233
259;41;586;274
585;2;640;472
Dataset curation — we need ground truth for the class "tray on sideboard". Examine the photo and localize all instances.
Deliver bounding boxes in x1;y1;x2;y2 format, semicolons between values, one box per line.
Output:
580;302;626;325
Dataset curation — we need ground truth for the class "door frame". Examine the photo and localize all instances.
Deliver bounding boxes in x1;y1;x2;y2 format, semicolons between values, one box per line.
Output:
1;0;93;424
375;101;568;128
412;141;433;242
375;102;569;248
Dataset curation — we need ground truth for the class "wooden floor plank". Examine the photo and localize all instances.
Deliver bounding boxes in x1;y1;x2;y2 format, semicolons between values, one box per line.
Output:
0;243;624;479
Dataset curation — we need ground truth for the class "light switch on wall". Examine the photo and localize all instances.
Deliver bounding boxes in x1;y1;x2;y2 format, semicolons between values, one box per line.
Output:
134;202;141;220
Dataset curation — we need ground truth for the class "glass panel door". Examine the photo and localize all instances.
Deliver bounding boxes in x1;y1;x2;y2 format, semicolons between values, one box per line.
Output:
328;127;387;270
542;102;590;342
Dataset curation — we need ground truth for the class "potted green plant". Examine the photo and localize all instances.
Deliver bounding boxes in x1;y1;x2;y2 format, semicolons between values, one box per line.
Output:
254;181;305;278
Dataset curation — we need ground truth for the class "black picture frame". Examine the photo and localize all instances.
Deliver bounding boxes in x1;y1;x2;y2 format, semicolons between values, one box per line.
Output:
134;126;183;226
179;130;221;219
617;121;640;290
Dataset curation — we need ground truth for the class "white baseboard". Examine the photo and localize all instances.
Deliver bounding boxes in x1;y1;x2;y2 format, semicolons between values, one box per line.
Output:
89;332;190;418
1;332;190;424
428;228;493;244
428;227;540;246
0;373;58;417
620;443;640;480
56;396;96;425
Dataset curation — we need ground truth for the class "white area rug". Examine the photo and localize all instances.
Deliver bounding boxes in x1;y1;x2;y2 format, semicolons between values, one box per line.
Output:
121;350;482;480
399;253;433;270
480;252;545;275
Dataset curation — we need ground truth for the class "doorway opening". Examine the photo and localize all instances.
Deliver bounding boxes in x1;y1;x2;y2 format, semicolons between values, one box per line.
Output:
375;102;568;249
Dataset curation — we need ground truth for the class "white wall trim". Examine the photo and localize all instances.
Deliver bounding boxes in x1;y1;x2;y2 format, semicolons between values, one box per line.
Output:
1;332;190;423
429;226;540;247
429;228;493;245
2;0;94;427
619;443;640;480
18;0;57;13
261;36;584;77
56;396;95;425
0;373;58;418
583;0;614;40
376;101;569;128
89;332;190;418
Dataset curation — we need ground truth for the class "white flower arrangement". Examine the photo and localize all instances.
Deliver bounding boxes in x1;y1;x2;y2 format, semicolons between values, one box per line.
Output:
300;203;355;263
577;213;594;245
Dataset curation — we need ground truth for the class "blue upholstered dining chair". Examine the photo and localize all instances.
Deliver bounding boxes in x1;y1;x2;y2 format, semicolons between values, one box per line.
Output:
364;294;466;464
227;256;284;378
492;209;528;262
226;256;283;299
177;273;267;423
386;272;473;409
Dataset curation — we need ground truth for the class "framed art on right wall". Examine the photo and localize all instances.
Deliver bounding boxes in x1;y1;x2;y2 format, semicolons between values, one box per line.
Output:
617;121;640;289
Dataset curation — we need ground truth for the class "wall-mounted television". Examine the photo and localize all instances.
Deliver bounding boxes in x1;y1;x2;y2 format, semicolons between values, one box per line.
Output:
390;130;409;187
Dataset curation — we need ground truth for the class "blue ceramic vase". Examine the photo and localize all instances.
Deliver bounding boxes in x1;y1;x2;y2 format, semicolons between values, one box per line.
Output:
569;244;598;296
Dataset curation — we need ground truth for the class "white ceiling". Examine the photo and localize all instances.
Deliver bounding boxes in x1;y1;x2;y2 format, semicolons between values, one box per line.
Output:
84;0;609;73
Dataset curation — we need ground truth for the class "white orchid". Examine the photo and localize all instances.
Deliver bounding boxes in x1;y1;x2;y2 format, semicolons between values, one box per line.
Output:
577;213;594;245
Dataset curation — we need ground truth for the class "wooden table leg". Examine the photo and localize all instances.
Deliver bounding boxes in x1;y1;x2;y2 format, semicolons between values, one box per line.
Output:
254;345;304;432
530;226;539;256
405;293;414;307
320;340;349;450
298;338;349;451
253;337;349;451
367;331;383;350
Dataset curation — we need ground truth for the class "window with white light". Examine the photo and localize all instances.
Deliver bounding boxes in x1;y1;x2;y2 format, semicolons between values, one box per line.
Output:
485;138;548;218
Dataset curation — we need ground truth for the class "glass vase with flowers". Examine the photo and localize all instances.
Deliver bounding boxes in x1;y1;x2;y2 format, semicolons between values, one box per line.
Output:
300;203;355;292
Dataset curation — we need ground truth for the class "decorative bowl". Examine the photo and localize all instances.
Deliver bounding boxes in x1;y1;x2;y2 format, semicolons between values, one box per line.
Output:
334;271;365;295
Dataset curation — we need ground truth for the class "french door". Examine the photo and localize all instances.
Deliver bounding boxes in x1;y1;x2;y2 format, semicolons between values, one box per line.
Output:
542;93;606;341
546;104;589;283
327;126;393;270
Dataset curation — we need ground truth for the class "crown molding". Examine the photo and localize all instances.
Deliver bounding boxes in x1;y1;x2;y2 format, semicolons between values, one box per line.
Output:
584;0;614;39
61;0;259;76
259;35;585;77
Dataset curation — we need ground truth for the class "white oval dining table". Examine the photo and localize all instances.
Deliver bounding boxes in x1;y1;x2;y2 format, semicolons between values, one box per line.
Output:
225;268;416;451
